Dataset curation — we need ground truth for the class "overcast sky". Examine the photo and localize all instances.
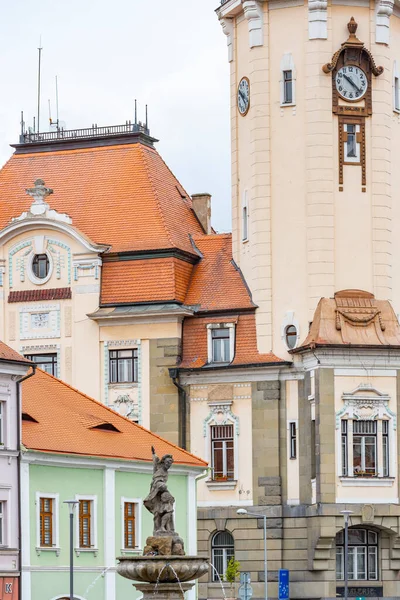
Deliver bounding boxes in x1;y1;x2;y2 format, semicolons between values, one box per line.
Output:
0;0;231;231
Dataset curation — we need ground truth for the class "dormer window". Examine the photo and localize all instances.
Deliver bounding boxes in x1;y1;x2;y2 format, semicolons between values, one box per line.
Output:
32;254;50;279
207;323;235;364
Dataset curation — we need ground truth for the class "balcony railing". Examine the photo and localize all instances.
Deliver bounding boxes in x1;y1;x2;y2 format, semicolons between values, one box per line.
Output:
19;122;150;144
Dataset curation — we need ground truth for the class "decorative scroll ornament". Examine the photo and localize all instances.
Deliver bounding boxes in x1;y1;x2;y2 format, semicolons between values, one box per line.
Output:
12;178;72;224
203;400;239;436
322;18;384;76
335;384;396;429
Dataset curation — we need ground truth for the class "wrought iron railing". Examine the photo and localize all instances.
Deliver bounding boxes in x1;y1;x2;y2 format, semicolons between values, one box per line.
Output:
19;122;150;144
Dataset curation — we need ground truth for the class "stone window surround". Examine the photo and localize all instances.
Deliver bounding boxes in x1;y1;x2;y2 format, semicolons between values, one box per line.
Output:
204;400;239;489
35;491;60;556
20;344;61;379
120;497;142;554
103;340;142;424
0;384;11;450
336;385;397;481
280;53;296;107
207;323;235;364
393;60;400;114
242;190;249;243
281;311;300;351
0;487;11;548
28;251;53;286
74;494;98;556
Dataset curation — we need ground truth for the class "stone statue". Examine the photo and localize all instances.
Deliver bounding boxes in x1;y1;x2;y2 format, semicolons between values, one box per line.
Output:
144;446;175;536
143;446;185;556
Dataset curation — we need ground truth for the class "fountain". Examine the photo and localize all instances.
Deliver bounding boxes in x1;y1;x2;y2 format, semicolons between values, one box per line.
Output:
117;446;209;599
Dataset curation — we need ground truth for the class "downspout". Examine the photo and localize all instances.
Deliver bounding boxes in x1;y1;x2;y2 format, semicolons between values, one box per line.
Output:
15;366;36;600
169;368;187;450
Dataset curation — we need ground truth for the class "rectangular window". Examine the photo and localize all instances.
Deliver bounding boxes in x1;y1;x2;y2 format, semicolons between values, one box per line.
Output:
395;76;400;111
0;403;3;445
109;349;138;383
211;329;230;363
383;420;389;477
346;124;357;158
289;422;297;459
242;204;248;241
124;502;136;549
25;353;57;376
341;420;348;476
211;424;234;480
79;500;92;548
353;420;377;476
0;502;3;545
311;419;316;479
283;70;293;104
40;498;53;547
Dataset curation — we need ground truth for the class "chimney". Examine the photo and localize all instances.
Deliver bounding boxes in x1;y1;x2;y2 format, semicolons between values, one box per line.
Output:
191;193;212;234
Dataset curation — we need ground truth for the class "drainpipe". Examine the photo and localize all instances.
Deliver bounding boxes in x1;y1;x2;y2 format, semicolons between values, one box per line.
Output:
15;365;36;600
169;368;187;450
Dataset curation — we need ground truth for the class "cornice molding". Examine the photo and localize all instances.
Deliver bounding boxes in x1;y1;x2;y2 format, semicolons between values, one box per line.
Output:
219;17;234;62
243;0;264;47
308;0;328;39
376;0;394;44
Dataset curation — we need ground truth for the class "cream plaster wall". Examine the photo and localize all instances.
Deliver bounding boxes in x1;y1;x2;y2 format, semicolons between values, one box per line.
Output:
189;383;253;505
334;374;398;503
229;4;400;358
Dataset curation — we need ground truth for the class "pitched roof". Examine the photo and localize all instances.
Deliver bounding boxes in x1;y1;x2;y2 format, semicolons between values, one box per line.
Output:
0;341;32;365
100;258;193;305
0;142;204;254
179;313;284;369
184;234;255;311
294;289;400;351
21;369;207;467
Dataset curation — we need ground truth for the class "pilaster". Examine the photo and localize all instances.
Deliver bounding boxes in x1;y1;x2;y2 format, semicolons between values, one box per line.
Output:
298;374;312;504
315;369;335;504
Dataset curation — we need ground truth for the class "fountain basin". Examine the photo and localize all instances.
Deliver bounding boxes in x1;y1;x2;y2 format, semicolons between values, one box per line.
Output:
116;555;209;583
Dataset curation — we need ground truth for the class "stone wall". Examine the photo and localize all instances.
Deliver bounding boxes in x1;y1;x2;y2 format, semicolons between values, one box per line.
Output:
149;338;181;446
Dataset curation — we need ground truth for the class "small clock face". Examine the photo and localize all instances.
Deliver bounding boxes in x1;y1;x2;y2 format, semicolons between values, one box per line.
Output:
335;66;368;101
237;77;250;116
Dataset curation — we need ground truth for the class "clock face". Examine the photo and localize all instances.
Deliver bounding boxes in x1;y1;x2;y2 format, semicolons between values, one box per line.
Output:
335;66;368;101
237;77;250;116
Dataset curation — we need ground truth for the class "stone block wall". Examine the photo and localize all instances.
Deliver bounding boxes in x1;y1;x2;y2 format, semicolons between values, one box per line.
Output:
149;338;181;446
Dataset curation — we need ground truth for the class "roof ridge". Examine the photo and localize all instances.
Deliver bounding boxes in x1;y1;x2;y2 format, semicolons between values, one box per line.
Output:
139;145;175;248
30;368;206;466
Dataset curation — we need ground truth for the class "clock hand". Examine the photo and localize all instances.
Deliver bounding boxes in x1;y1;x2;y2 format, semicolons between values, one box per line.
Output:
239;89;246;102
343;73;361;94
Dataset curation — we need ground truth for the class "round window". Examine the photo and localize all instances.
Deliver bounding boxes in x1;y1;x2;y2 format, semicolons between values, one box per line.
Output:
285;324;297;350
32;254;50;279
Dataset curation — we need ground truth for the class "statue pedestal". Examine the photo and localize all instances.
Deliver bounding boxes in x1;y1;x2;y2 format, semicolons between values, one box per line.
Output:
133;582;194;600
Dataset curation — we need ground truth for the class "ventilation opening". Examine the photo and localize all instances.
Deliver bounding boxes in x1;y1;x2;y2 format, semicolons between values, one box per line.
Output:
22;412;38;423
90;422;120;432
285;324;298;350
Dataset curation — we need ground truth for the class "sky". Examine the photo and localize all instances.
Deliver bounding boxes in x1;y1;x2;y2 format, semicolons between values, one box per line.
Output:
0;0;231;232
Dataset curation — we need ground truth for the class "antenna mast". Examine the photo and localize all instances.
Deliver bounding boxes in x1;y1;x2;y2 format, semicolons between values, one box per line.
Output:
37;37;43;134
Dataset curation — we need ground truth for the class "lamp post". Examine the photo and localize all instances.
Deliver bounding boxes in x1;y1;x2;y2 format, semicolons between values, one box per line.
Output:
237;508;267;600
64;500;78;600
340;510;353;600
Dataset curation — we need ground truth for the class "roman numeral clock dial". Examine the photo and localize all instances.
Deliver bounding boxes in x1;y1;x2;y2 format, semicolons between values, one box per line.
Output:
237;77;250;116
336;66;368;100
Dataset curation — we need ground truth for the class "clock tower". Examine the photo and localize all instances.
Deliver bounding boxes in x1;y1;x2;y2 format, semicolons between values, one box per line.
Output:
216;0;400;358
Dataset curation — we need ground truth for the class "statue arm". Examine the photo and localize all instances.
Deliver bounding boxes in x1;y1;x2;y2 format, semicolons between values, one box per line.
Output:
151;445;160;472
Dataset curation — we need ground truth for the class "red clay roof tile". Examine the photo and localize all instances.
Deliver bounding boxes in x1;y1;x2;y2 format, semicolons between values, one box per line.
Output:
8;288;71;303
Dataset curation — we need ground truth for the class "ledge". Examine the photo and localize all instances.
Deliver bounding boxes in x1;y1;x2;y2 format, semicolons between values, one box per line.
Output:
206;479;237;491
36;546;60;557
340;477;395;487
75;547;98;557
120;548;142;556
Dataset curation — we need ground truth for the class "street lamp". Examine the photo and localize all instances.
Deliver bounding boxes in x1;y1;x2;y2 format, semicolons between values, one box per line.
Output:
340;510;353;600
237;508;268;600
64;500;78;600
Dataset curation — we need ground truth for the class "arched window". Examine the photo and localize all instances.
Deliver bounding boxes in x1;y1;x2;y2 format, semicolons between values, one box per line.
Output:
285;325;297;350
32;254;50;279
336;528;378;581
211;530;234;581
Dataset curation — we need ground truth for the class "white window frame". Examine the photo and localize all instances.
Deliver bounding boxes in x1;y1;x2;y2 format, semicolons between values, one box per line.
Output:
207;323;235;364
0;501;4;546
120;497;142;553
289;421;297;459
281;311;300;350
393;61;400;113
0;402;3;446
75;494;98;555
280;53;296;107
344;123;361;164
242;190;249;242
204;402;239;489
35;492;60;555
27;251;53;286
0;487;10;548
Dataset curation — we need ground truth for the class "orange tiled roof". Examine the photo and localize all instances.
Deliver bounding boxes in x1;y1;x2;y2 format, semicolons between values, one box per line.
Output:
22;369;207;467
184;234;255;311
0;143;204;254
180;313;284;369
0;341;32;364
101;258;193;305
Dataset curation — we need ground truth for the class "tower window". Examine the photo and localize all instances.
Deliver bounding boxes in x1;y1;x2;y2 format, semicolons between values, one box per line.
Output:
346;124;357;158
32;254;50;279
395;77;400;111
283;70;293;104
284;325;297;350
